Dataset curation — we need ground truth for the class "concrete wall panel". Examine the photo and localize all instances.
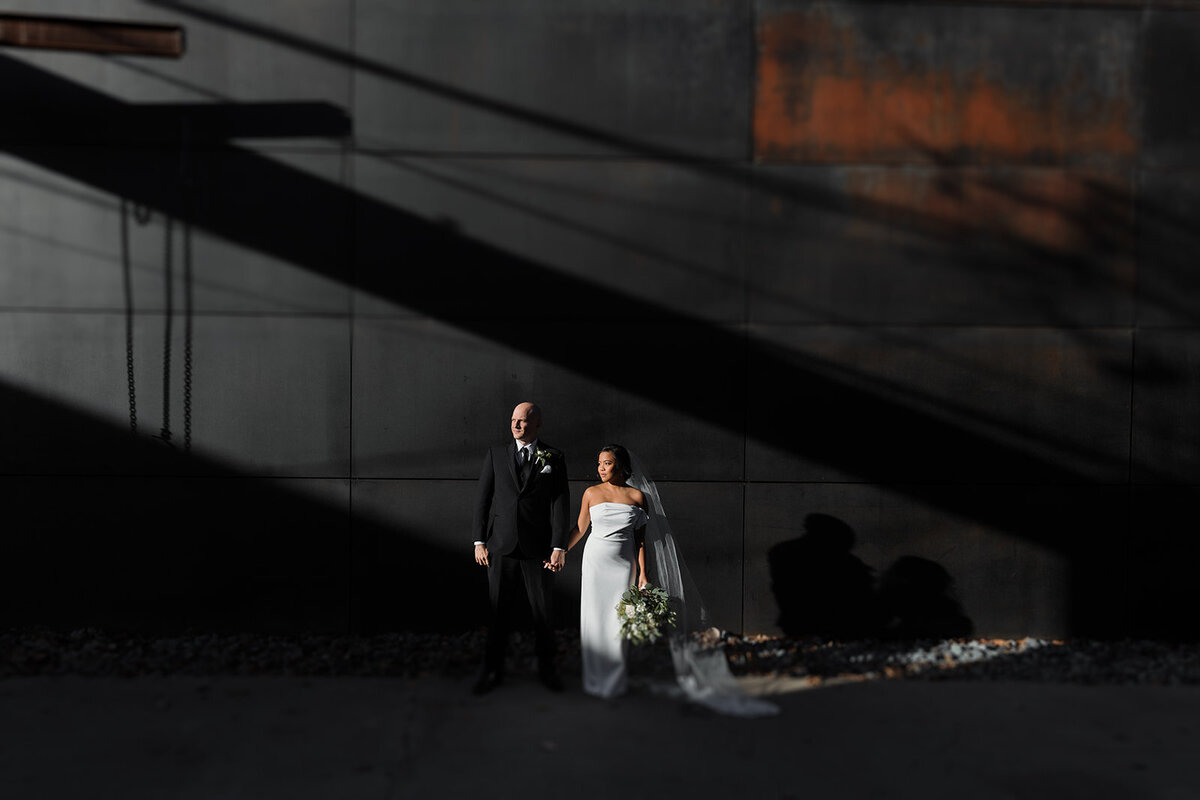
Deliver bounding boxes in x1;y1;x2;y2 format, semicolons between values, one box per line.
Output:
352;317;745;482
755;1;1139;165
353;0;751;157
1132;329;1200;484
0;312;351;476
744;482;1125;639
1144;10;1200;169
746;325;1132;484
0;476;351;632
1127;486;1200;639
352;156;746;322
185;315;351;475
350;479;490;632
183;148;352;314
646;482;745;634
0;154;129;310
0;150;351;314
1137;170;1200;327
0;312;151;459
746;165;1136;326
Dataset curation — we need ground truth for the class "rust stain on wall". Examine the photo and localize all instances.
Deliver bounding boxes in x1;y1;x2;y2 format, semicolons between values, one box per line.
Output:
755;10;1136;164
841;168;1134;269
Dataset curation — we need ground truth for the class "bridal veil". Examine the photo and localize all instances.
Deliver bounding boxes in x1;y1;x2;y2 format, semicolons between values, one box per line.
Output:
627;451;779;717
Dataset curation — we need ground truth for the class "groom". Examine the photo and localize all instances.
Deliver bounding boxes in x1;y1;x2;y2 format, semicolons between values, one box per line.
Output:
471;401;570;694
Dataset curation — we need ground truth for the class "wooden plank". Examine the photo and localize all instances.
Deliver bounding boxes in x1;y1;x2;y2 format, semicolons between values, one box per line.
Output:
0;13;183;57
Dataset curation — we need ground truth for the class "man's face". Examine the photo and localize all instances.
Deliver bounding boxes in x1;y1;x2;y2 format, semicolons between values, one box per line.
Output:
510;403;541;444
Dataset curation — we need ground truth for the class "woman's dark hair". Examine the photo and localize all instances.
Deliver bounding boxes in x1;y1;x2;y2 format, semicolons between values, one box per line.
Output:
599;444;633;480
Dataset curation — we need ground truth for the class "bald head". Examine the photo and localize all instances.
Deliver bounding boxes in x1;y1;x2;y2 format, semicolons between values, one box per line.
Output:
510;402;542;444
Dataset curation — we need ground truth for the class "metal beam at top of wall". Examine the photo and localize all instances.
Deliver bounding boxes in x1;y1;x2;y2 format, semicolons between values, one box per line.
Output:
0;13;184;57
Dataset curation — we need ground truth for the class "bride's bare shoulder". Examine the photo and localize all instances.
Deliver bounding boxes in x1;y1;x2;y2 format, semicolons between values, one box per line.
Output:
628;487;646;507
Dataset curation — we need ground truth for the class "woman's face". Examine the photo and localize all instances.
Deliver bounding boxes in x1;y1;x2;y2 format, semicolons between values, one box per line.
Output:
597;451;618;483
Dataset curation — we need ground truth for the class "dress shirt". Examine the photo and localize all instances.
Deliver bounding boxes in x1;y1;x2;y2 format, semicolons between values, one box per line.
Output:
516;440;536;466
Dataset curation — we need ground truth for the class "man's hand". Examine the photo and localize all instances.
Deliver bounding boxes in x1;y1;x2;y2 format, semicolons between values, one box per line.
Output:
474;544;490;567
549;549;566;572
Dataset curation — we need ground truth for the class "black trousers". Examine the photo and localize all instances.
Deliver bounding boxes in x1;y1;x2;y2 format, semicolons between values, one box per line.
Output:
484;550;556;675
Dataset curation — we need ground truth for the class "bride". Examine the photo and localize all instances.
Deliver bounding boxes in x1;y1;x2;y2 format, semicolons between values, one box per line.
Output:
556;444;778;716
564;444;647;698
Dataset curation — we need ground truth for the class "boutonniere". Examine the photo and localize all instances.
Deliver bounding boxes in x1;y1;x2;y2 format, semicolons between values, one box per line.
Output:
534;448;556;468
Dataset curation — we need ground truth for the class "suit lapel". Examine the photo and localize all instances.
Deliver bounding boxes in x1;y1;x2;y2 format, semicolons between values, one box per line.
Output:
522;450;538;492
518;441;544;494
522;441;549;493
519;447;538;493
506;441;520;490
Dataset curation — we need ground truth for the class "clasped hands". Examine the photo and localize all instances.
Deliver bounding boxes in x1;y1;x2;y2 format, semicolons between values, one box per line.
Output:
473;544;565;572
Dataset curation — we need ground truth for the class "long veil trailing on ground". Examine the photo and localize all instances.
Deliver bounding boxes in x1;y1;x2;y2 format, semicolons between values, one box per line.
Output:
627;452;779;717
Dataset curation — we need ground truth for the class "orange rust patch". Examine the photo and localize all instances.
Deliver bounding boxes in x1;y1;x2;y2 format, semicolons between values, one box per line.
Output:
755;10;1136;163
842;169;1132;254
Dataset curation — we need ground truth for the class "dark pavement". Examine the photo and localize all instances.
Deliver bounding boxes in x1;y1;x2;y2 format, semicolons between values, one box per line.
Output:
2;671;1198;799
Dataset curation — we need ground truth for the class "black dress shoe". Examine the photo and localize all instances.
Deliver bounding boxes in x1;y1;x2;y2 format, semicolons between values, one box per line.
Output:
471;670;503;695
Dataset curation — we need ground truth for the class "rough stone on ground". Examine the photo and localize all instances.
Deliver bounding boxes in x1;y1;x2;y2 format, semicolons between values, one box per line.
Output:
3;628;1199;686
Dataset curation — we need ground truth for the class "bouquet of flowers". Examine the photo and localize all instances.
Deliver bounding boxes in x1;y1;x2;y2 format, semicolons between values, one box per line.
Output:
616;584;677;646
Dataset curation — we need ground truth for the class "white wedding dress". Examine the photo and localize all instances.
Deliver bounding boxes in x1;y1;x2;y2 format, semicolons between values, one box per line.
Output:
579;501;648;698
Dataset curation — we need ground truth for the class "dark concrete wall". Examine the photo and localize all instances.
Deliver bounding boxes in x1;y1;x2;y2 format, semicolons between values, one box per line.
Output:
0;0;1195;639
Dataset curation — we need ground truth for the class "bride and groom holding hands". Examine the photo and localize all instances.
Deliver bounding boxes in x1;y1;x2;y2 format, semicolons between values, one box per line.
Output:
470;401;778;717
471;401;646;698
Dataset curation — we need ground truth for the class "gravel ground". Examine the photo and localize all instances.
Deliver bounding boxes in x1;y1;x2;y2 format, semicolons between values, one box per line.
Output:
723;634;1200;686
5;627;1200;686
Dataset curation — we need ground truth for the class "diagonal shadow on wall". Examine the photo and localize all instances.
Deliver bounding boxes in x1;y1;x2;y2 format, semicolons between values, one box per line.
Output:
0;52;1153;636
0;376;487;634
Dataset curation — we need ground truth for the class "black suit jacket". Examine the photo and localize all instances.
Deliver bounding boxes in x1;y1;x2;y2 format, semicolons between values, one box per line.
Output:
472;440;571;558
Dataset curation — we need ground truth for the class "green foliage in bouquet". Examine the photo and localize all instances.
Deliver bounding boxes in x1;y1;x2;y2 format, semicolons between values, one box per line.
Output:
616;584;678;646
